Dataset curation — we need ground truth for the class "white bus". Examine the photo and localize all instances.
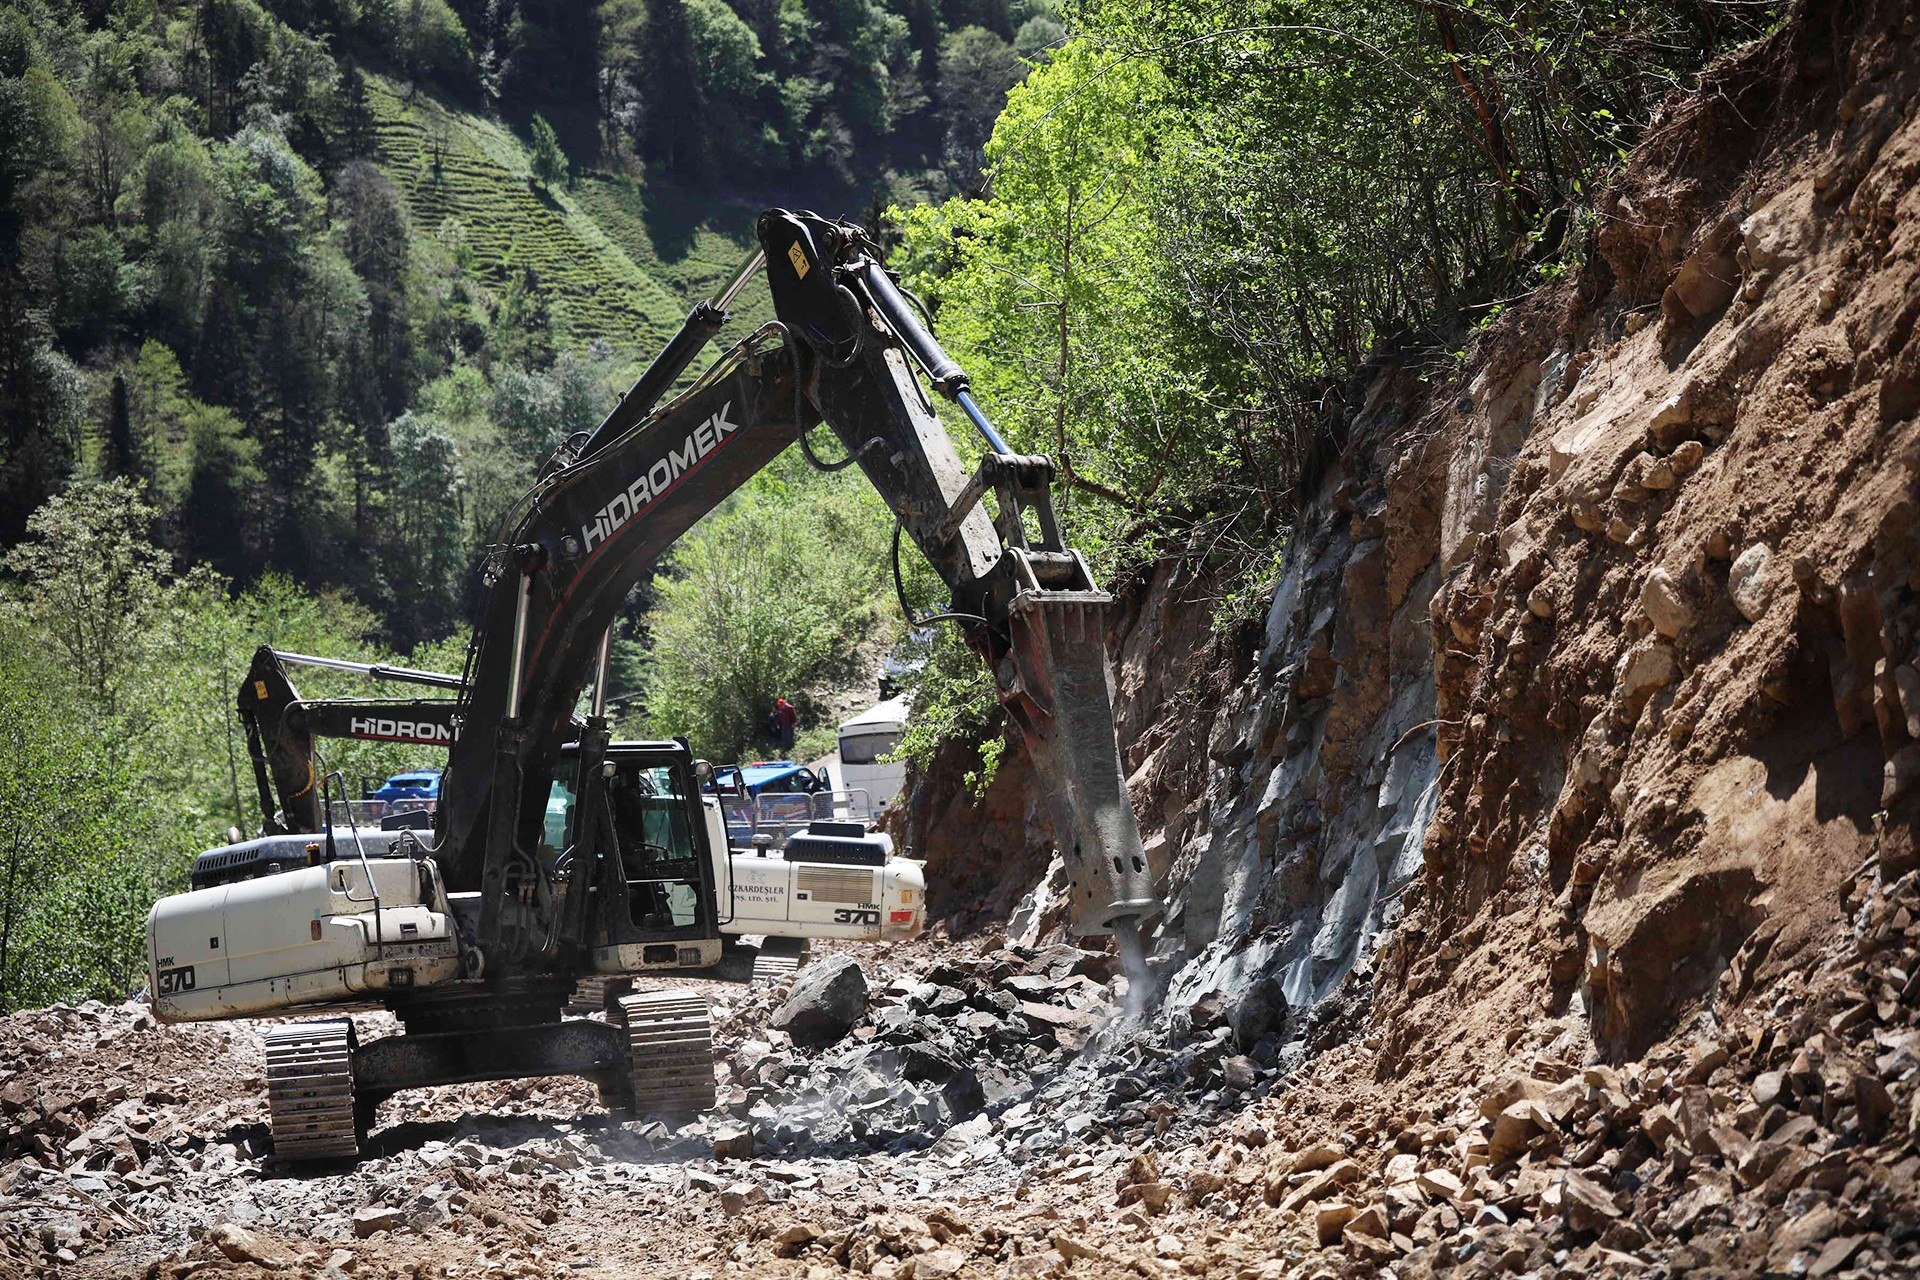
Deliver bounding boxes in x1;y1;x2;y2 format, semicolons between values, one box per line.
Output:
836;696;910;816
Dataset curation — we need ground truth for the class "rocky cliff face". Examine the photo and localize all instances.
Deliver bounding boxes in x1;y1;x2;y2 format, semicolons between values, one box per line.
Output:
1377;0;1920;1083
1105;366;1447;1029
906;0;1920;1077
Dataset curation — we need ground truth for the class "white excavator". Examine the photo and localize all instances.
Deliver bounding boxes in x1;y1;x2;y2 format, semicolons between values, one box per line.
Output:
153;670;925;1013
144;210;1160;1162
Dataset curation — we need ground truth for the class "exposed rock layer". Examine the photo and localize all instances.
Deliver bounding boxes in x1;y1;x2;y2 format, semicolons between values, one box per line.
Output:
905;0;1920;1086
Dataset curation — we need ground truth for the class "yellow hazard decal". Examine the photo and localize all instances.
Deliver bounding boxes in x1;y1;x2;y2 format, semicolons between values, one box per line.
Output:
787;241;811;279
254;680;269;700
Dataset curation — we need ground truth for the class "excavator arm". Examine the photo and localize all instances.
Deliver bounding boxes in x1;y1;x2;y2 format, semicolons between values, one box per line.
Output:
238;645;463;835
439;211;1159;972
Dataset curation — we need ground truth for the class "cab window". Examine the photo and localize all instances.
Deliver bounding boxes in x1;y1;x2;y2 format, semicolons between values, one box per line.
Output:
608;761;701;930
544;757;579;854
607;763;696;868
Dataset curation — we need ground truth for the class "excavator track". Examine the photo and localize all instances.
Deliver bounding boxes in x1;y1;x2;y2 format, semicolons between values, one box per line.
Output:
617;990;715;1116
263;1019;360;1162
751;938;808;983
569;975;612;1014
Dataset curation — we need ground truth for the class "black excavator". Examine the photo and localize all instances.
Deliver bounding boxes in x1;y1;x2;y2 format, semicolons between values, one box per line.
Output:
145;210;1160;1162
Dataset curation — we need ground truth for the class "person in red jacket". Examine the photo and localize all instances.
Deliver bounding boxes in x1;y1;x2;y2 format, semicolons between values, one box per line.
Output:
773;697;797;752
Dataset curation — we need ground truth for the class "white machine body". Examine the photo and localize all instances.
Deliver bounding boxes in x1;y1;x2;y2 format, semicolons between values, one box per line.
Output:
146;801;923;1022
703;801;925;941
147;857;460;1022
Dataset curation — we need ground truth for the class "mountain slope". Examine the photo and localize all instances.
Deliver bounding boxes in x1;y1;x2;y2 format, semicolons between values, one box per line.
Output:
365;77;773;356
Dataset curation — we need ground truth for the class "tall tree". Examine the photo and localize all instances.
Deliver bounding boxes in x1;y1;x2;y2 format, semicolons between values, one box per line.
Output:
3;479;171;714
102;371;136;481
0;286;86;545
527;111;567;186
935;25;1021;183
633;0;701;172
380;412;469;646
332;160;415;425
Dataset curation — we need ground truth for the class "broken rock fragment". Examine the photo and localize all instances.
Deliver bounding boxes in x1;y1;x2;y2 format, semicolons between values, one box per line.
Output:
1616;641;1677;709
1315;1202;1357;1245
1489;1099;1554;1162
1343;1203;1389;1240
1728;544;1772;621
1640;567;1692;637
771;955;870;1048
1560;1171;1622;1234
206;1224;299;1270
351;1206;405;1238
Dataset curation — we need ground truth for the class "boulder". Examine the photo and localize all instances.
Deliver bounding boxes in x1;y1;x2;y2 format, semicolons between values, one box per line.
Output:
1287;1140;1347;1174
1728;545;1772;621
1616;642;1677;707
1648;391;1693;448
1741;187;1813;272
719;1181;769;1215
351;1206;405;1239
1883;743;1920;807
1219;1056;1258;1090
1640;568;1692;637
912;1249;968;1279
1183;990;1230;1034
1560;1172;1621;1234
771;955;870;1048
772;1224;820;1257
1277;1159;1361;1211
1342;1204;1389;1241
1478;1076;1557;1120
1490;1100;1552;1162
1667;248;1738;318
1050;1234;1106;1263
1225;977;1289;1048
207;1225;298;1270
1315;1202;1357;1245
1669;439;1706;476
712;1124;754;1160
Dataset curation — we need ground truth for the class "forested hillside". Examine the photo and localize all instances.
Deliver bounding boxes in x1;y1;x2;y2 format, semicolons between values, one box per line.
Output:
1;0;1773;1011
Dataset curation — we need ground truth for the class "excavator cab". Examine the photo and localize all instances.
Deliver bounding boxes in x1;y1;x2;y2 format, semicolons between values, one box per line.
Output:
579;745;720;970
524;740;724;973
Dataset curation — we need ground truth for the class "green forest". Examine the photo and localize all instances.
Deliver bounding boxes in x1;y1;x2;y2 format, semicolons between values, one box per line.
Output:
0;0;1773;1009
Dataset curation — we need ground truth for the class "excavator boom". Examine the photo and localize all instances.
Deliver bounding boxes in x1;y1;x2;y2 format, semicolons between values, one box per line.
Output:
440;211;1158;966
144;207;1161;1166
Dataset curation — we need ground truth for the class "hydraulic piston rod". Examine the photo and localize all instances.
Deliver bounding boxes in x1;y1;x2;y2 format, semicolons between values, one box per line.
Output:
270;650;466;690
577;251;769;461
852;260;1013;456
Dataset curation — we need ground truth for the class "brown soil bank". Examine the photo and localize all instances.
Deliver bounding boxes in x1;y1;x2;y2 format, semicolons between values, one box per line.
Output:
883;0;1920;1270
1381;0;1920;1078
902;0;1920;1076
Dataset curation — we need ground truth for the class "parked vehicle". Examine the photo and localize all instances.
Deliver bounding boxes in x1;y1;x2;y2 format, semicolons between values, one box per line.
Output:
708;761;832;845
837;697;909;815
368;769;442;804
